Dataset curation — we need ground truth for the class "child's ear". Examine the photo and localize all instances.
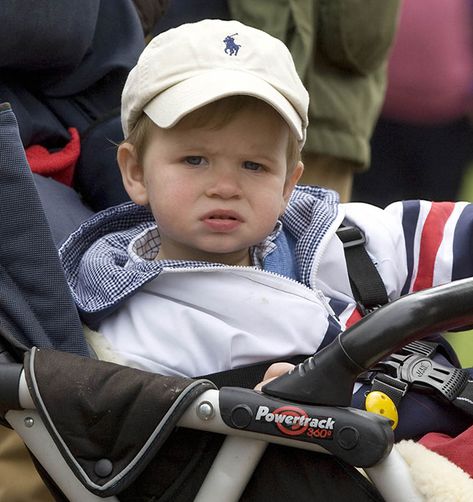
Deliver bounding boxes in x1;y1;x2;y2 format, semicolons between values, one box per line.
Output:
281;161;304;211
117;142;149;206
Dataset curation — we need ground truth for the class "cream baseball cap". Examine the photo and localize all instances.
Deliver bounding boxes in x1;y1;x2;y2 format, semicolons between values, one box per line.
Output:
121;19;309;148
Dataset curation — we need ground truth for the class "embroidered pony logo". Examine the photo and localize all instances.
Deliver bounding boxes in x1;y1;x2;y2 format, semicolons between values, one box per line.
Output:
223;33;241;56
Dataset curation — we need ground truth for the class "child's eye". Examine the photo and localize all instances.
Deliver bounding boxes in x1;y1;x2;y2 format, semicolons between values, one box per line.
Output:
185;156;206;166
243;161;263;172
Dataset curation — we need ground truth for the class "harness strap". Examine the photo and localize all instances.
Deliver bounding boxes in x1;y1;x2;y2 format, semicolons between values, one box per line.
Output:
199;355;307;389
452;380;473;416
337;225;389;314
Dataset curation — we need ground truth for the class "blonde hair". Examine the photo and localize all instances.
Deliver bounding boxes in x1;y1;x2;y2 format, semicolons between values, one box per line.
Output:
124;96;301;176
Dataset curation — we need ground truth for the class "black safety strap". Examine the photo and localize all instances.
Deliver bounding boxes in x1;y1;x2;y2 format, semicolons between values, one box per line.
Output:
337;225;389;314
199;355;308;389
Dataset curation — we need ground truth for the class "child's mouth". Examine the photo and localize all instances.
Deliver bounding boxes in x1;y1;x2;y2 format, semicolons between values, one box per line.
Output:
202;211;242;231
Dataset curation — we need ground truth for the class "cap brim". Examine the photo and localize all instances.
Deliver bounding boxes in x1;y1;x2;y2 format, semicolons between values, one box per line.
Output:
143;69;304;143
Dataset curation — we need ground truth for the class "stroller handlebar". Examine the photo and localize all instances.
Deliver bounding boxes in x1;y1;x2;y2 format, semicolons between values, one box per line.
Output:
263;277;473;406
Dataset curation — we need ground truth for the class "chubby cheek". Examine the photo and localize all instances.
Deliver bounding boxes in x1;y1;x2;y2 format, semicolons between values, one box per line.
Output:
146;181;194;234
254;192;285;234
148;193;183;228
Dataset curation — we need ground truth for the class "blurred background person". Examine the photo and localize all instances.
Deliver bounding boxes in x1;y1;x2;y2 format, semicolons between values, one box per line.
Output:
353;0;473;206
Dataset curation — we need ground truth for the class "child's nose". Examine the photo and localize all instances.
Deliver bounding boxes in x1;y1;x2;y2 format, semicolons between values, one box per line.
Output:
205;166;242;199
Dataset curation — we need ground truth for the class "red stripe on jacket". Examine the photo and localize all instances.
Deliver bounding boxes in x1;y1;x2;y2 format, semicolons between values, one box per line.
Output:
346;306;363;328
412;202;455;291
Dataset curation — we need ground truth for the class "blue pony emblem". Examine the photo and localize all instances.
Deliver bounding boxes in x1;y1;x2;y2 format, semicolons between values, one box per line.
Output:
223;33;241;56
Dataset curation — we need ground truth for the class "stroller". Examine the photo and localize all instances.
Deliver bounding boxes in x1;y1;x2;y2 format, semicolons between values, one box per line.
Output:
0;104;472;501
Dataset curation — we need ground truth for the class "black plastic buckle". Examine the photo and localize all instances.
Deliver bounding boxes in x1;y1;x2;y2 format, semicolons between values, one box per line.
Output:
337;226;366;249
361;341;438;382
399;354;468;401
378;353;469;402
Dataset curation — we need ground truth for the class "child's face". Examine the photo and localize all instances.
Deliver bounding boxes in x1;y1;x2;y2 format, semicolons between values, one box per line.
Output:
120;105;303;265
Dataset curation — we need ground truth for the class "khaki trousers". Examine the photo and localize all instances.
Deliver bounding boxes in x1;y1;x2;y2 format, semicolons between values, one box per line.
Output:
0;427;53;502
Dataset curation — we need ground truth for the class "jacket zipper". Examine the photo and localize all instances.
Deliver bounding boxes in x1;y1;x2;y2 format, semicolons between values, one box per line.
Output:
161;264;337;318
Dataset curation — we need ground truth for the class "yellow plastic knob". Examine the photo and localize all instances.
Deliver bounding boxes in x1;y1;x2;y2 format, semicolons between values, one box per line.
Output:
365;391;399;430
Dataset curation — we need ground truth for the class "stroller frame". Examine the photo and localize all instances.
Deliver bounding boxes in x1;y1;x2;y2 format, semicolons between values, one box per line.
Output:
5;381;419;502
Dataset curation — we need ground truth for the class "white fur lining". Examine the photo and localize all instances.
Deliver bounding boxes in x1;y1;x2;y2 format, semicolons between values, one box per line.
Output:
84;325;128;366
396;440;473;501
